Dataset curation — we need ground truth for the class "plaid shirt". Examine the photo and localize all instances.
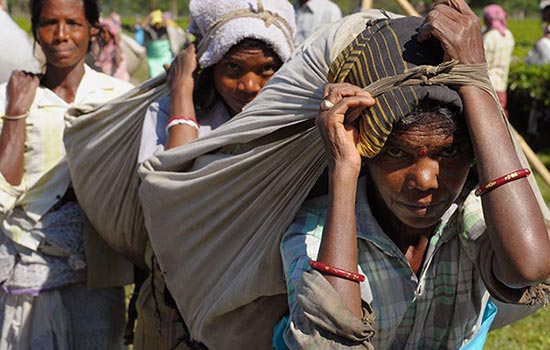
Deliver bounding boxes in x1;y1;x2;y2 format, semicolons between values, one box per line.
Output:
281;176;493;349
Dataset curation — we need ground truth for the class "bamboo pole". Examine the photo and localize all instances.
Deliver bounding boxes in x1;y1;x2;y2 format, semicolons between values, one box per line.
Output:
513;129;550;187
361;0;373;10
170;0;178;19
361;0;421;17
395;0;422;17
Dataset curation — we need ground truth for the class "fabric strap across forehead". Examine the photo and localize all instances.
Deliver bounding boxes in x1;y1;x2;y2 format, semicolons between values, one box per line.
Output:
195;0;295;60
327;17;496;158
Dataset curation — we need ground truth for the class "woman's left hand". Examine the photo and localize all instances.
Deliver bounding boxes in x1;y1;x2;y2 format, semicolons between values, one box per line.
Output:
167;43;197;93
168;43;198;118
418;0;485;65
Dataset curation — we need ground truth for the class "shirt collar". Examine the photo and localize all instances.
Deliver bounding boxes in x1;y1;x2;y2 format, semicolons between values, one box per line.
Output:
74;65;117;103
35;65;116;109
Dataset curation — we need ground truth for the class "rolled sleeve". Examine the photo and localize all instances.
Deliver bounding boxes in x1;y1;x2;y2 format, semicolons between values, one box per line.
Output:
0;172;25;215
477;234;550;306
281;199;375;349
459;191;550;306
285;270;375;350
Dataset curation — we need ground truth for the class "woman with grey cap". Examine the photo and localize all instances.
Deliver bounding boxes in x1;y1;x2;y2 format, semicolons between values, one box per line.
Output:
138;0;295;159
134;0;295;349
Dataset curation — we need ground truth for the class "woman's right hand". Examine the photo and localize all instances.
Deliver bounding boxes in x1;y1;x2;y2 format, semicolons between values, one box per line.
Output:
5;70;40;117
315;83;375;175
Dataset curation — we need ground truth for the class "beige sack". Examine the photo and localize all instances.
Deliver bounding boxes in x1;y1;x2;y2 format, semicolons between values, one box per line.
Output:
64;75;168;268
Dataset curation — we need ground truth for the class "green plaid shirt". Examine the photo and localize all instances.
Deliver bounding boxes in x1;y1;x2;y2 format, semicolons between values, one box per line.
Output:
281;176;492;349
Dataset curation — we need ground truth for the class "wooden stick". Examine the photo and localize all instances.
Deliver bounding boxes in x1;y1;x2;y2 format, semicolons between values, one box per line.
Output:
395;0;422;17
361;0;421;17
513;129;550;187
361;0;373;9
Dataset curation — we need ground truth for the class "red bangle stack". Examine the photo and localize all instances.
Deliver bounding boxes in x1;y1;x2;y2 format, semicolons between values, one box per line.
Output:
309;260;366;283
475;168;531;196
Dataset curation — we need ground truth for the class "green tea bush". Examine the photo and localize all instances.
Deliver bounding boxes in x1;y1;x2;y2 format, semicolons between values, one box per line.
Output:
509;62;550;108
508;18;542;58
506;18;550;150
507;62;550;149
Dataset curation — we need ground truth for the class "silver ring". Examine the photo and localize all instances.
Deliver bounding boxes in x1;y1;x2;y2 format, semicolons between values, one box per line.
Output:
320;99;335;111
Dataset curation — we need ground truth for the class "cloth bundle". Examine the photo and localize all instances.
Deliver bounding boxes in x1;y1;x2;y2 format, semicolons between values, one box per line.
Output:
64;75;167;268
120;33;147;76
0;9;41;83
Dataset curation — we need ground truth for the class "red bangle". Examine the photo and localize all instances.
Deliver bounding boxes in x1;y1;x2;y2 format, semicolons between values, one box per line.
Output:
309;260;366;283
167;115;199;128
475;168;531;196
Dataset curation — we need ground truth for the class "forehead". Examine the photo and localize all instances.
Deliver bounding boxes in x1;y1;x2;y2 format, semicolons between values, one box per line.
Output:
386;119;465;149
39;0;85;17
223;48;275;60
223;41;279;61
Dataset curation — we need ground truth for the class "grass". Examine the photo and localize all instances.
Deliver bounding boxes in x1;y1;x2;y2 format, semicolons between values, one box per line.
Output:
486;308;550;350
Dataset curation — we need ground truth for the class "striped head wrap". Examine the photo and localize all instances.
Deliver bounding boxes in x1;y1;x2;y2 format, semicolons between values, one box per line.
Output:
328;16;463;158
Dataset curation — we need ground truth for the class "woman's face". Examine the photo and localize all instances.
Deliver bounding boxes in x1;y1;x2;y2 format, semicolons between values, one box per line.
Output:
213;46;282;115
366;115;472;230
36;0;97;69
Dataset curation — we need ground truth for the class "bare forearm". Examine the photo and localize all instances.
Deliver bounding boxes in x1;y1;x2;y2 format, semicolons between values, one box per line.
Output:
461;86;550;287
165;126;198;150
0;120;25;185
0;71;39;184
166;85;197;150
317;164;362;317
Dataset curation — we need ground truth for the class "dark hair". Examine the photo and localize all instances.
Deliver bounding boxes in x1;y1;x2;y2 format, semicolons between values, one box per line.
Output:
193;66;216;111
393;98;466;138
193;38;282;111
29;0;101;40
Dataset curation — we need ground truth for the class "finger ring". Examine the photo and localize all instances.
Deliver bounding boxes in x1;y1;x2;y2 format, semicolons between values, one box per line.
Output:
320;99;335;111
